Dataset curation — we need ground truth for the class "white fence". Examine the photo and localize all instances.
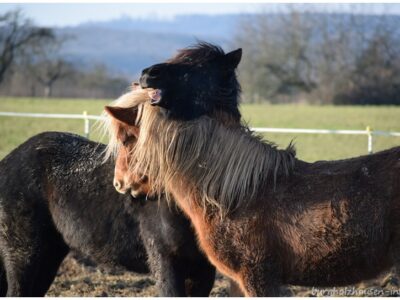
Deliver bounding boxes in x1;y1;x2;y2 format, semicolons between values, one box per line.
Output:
1;111;400;154
0;111;102;138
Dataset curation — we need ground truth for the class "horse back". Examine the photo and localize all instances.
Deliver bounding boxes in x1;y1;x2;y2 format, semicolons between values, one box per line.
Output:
270;146;400;286
0;132;148;273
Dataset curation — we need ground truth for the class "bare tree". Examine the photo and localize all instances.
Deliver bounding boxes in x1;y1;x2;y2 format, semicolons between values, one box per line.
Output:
334;22;400;105
27;39;73;97
234;4;400;104
234;6;316;103
265;9;316;100
0;9;54;84
31;59;72;97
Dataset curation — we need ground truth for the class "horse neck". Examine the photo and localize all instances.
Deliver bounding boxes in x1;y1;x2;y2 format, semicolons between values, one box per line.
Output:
164;120;295;215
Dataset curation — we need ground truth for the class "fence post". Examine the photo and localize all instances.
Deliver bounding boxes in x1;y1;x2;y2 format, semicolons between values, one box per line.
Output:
366;126;373;154
83;111;90;139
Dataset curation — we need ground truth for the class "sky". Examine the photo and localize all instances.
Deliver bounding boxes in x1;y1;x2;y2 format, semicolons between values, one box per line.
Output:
0;3;399;27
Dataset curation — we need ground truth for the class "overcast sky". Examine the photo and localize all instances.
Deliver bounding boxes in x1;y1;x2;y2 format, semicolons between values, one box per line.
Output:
1;3;399;27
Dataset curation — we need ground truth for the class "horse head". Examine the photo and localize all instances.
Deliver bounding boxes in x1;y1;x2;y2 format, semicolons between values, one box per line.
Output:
104;105;151;200
140;42;242;121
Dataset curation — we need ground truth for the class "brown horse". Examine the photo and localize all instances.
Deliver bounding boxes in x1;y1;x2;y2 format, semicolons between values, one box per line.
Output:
105;93;400;296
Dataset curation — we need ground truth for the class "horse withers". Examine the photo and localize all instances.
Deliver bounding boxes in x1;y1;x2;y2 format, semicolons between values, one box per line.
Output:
0;131;215;296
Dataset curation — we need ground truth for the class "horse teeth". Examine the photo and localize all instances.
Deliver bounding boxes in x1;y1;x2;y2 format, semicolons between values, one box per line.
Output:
148;89;162;102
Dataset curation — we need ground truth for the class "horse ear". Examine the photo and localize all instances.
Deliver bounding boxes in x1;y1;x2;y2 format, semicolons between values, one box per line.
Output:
104;106;137;126
222;48;242;70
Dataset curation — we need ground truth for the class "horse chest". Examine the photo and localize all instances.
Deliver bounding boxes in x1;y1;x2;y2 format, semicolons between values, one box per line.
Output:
195;219;242;282
178;202;241;281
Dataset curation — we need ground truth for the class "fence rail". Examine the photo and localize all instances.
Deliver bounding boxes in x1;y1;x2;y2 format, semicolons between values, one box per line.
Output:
1;111;399;154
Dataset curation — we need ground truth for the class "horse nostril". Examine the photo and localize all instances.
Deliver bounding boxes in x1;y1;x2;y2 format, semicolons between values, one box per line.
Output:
140;175;148;184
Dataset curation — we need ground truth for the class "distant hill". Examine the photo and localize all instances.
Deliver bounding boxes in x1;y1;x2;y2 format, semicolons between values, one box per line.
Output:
56;14;243;79
54;13;400;79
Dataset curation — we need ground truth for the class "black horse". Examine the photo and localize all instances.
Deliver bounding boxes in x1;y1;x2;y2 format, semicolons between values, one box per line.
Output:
0;131;215;296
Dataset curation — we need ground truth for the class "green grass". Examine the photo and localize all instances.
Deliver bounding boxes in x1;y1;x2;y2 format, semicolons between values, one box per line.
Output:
0;97;110;159
0;96;399;162
241;103;400;161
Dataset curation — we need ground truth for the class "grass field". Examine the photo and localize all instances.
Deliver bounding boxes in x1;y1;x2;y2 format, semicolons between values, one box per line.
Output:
0;96;399;162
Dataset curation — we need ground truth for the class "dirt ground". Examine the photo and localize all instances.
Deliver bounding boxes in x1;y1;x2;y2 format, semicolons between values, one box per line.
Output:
46;253;400;297
46;253;231;297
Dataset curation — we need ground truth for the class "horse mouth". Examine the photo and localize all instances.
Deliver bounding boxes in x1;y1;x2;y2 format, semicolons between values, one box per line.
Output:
129;192;157;204
131;189;145;199
148;89;163;106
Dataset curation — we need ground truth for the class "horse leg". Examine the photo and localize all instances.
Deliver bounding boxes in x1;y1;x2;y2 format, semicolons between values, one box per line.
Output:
153;254;186;296
184;258;215;296
391;218;400;281
240;266;281;297
0;225;36;296
228;279;245;297
31;237;69;296
140;234;183;296
0;203;66;297
2;229;68;297
0;261;7;296
393;248;400;284
2;245;38;296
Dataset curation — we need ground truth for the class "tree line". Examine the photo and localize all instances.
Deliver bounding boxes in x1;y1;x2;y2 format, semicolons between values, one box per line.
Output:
1;7;400;104
234;6;400;105
0;10;129;99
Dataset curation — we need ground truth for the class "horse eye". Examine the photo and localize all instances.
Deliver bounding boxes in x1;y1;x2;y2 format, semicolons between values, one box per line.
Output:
149;67;161;77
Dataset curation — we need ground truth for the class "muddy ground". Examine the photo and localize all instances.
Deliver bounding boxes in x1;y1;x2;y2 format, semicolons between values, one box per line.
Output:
46;253;400;297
